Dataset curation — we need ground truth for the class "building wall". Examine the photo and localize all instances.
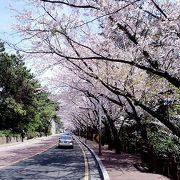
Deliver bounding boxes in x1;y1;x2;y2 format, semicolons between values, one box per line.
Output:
51;120;56;134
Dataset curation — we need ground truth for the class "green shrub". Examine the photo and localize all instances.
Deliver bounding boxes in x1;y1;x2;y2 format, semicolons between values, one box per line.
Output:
148;126;180;158
39;132;45;137
27;131;43;139
48;131;53;135
27;132;36;139
0;131;5;137
0;130;20;138
2;130;13;137
13;134;20;138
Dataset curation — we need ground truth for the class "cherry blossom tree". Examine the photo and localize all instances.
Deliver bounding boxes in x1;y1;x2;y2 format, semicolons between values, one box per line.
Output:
9;0;180;141
11;0;180;86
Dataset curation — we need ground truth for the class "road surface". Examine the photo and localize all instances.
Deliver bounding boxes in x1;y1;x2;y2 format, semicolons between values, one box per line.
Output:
0;135;102;179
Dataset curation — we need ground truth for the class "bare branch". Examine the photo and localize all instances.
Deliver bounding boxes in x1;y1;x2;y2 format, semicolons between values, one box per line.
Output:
151;0;167;18
41;0;100;10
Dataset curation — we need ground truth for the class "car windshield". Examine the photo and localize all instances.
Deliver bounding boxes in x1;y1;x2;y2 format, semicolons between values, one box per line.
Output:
59;136;72;140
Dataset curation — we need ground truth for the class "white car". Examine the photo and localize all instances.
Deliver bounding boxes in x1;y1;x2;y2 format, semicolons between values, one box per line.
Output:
58;135;74;149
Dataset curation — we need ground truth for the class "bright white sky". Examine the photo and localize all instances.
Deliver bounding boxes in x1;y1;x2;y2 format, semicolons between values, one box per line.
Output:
0;0;53;87
0;1;14;29
0;0;13;34
0;0;26;53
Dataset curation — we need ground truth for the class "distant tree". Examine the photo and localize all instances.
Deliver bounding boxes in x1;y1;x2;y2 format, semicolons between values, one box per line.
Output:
0;44;61;134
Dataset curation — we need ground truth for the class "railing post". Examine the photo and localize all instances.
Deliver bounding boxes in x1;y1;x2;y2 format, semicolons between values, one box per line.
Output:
172;157;178;180
149;145;157;172
85;125;87;143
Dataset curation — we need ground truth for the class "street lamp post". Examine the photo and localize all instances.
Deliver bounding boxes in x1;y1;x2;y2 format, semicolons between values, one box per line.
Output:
99;96;102;156
85;123;87;144
81;97;89;144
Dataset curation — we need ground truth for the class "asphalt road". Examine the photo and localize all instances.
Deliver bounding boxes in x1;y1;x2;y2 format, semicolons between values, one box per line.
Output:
0;137;102;180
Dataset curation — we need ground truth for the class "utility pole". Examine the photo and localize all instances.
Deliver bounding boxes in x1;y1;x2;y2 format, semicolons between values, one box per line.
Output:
99;96;102;156
85;121;87;143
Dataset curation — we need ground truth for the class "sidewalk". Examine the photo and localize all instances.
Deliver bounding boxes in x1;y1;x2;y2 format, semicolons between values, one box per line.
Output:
0;135;59;168
79;137;169;180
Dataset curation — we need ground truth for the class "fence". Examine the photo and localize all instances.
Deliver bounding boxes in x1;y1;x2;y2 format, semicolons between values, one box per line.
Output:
141;144;180;180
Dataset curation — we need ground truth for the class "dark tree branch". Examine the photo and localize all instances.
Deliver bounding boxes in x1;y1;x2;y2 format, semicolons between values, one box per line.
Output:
15;28;179;87
100;81;180;137
116;23;138;45
151;0;167;18
41;0;100;10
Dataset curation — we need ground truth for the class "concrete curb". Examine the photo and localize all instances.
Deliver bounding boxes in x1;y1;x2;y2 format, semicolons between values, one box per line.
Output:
76;136;110;180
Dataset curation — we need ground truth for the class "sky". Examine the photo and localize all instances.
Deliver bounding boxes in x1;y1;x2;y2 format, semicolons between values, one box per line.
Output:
0;0;12;34
0;0;16;34
0;0;26;53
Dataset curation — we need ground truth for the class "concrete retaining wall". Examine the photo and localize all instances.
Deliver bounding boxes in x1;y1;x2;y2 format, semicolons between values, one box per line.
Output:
0;136;27;145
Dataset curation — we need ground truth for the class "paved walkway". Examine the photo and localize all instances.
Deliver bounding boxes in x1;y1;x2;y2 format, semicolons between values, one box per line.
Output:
79;137;170;180
0;135;59;168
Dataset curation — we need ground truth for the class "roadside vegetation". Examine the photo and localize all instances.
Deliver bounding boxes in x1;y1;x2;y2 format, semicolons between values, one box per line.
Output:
0;42;61;138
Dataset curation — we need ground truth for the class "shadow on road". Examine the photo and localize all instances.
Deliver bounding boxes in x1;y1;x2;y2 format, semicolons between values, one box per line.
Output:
0;143;85;180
